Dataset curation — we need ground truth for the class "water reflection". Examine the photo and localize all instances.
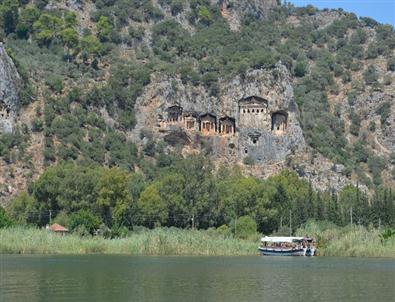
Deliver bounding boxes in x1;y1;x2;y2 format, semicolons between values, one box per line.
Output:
1;255;394;302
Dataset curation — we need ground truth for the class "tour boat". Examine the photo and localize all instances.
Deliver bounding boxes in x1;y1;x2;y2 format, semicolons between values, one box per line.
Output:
258;236;316;256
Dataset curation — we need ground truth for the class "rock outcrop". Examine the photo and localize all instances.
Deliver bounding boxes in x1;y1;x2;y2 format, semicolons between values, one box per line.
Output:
0;43;21;134
218;0;279;30
133;63;306;165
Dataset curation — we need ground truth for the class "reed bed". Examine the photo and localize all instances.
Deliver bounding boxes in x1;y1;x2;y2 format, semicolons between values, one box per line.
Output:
0;227;258;256
297;222;395;258
1;225;393;257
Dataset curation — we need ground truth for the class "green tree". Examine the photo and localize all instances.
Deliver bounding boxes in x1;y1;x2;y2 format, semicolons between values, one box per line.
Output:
138;184;168;228
33;13;63;46
81;34;103;57
16;5;40;39
69;209;101;235
97;168;132;226
234;216;257;239
0;1;19;35
198;6;212;26
7;192;36;225
60;27;79;54
154;173;188;227
64;11;77;27
97;15;112;42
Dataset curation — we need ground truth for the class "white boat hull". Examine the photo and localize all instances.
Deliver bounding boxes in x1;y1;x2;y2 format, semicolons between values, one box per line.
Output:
259;247;307;256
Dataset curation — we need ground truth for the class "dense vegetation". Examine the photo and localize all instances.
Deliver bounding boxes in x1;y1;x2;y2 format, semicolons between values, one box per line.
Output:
0;221;394;257
0;1;393;187
0;226;259;255
2;157;394;237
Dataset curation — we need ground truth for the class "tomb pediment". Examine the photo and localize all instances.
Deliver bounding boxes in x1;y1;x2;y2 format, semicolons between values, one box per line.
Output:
238;96;268;108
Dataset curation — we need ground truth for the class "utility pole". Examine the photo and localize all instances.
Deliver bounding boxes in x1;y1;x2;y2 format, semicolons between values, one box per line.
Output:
350;207;353;225
191;214;195;229
289;210;292;236
49;210;52;224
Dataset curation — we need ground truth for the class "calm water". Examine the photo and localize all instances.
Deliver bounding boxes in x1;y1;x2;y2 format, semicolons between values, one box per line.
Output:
1;255;394;302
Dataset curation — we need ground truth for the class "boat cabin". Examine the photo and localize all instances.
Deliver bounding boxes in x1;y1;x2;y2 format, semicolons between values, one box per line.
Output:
259;236;316;256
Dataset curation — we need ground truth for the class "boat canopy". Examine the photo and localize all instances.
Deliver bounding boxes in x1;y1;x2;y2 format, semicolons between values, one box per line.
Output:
260;236;307;243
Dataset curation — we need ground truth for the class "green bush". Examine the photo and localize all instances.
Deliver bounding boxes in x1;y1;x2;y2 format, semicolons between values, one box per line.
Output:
376;102;391;128
294;61;307;77
243;156;254;166
349;111;361;136
69;209;102;235
387;57;395;71
234;216;257;240
0;207;14;228
32;118;43;132
363;65;378;85
46;75;63;93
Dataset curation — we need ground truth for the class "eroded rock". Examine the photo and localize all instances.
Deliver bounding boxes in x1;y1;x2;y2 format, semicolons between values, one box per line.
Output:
0;43;21;134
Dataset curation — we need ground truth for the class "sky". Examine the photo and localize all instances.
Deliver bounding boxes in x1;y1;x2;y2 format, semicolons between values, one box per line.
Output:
287;0;395;26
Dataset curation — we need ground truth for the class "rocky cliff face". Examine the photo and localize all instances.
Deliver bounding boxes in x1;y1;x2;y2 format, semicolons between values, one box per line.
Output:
0;43;21;134
218;0;279;30
132;63;306;165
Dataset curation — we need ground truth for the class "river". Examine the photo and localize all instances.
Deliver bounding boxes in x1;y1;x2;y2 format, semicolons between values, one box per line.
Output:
1;255;394;302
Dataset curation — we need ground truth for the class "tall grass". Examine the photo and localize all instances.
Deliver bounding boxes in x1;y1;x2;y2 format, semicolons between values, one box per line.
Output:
297;221;395;258
0;227;258;256
1;224;394;257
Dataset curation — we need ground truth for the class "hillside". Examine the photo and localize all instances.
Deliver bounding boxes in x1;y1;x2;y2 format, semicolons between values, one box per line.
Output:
0;0;394;205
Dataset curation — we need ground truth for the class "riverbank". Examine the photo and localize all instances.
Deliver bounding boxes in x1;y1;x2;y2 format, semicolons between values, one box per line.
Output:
0;227;258;256
297;222;395;258
1;225;394;257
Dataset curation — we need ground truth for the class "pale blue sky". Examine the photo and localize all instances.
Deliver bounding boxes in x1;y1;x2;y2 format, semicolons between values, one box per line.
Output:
287;0;395;26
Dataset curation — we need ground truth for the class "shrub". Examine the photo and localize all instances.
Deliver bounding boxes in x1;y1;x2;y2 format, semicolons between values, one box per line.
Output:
69;209;101;235
363;65;378;85
366;43;379;59
294;61;307;77
234;216;257;240
349;111;361;136
347;90;357;106
387;57;395;71
198;6;213;26
368;121;376;132
243;156;254;166
170;0;184;16
32;118;44;132
376;102;391;128
46;75;63;93
0;207;14;228
217;224;231;237
368;156;386;174
53;211;70;228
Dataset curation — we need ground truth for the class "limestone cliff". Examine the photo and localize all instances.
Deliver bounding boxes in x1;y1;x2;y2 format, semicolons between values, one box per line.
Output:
218;0;279;30
133;63;306;165
0;43;21;134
